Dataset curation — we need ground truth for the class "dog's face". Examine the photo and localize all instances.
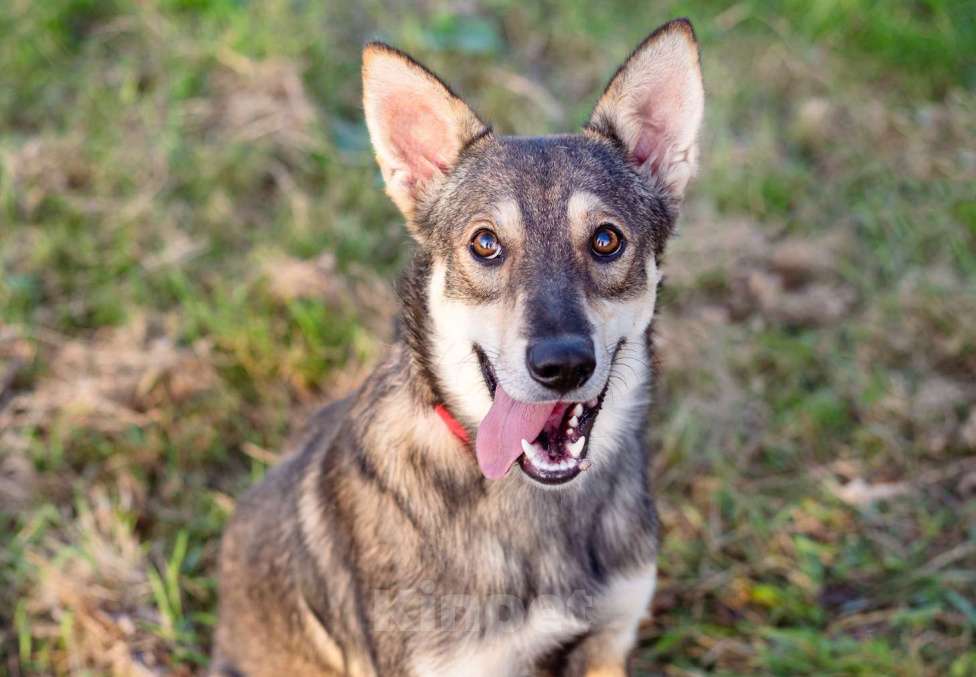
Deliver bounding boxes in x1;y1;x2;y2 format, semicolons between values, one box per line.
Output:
363;20;704;487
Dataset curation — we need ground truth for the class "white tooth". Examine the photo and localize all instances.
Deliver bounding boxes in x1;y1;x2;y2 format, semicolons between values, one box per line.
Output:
569;416;579;428
521;439;534;456
572;403;583;417
567;437;585;458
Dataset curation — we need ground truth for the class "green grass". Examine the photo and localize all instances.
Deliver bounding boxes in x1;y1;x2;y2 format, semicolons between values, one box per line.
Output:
2;1;975;675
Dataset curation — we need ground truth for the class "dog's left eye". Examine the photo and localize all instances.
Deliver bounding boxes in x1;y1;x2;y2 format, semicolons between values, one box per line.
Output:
470;228;503;262
590;224;624;258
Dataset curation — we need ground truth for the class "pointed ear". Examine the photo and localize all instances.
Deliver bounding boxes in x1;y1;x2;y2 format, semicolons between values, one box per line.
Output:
362;43;488;222
587;19;704;199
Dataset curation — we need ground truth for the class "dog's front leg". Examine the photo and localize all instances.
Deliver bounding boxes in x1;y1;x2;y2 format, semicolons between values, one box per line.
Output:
584;666;627;677
565;564;658;677
573;630;633;677
538;629;630;677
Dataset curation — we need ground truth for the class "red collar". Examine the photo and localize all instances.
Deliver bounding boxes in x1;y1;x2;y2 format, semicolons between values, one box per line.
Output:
434;403;470;445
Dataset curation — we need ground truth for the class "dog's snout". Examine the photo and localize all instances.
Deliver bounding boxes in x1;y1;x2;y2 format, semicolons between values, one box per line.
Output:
526;335;596;393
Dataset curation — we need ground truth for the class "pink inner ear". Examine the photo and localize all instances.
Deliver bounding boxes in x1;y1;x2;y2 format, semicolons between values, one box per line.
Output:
630;119;665;170
627;71;687;173
384;93;453;182
630;114;678;178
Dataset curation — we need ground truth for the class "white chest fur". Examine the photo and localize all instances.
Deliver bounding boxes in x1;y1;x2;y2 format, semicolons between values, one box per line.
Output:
410;564;657;677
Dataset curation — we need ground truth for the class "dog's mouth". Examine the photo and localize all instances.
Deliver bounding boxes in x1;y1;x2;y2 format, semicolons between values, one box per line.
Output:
517;391;606;485
473;347;608;486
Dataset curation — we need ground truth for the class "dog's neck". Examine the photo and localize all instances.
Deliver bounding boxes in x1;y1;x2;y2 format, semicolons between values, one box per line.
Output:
348;342;492;501
434;403;471;445
393;253;445;407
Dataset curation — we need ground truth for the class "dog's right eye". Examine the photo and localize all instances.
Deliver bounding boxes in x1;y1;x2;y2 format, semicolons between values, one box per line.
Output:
470;229;503;262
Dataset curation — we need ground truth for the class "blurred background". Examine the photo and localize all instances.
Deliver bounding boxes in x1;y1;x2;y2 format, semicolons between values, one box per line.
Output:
1;1;974;675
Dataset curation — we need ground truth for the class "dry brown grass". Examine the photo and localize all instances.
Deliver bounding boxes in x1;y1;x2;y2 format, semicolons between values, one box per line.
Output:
1;318;216;437
25;491;173;676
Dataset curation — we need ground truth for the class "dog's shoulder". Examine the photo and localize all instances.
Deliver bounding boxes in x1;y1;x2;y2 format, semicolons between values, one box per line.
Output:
223;394;357;560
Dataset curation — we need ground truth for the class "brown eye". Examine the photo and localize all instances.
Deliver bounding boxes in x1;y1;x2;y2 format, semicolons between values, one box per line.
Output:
591;224;624;258
470;228;503;261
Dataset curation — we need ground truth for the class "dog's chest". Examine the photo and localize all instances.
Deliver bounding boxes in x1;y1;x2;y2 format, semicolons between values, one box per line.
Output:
408;564;657;677
411;601;586;677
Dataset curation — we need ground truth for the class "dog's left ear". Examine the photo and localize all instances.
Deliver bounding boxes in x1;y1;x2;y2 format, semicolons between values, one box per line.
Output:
588;19;704;199
362;43;488;225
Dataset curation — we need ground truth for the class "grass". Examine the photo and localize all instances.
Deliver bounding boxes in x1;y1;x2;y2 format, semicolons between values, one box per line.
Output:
1;0;974;674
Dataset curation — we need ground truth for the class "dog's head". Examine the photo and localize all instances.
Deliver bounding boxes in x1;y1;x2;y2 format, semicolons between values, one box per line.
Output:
363;19;704;487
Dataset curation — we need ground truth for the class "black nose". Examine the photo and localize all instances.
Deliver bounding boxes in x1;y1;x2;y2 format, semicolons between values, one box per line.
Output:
526;335;596;393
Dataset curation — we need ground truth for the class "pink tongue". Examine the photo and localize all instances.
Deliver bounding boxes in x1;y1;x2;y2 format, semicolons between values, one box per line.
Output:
475;386;556;480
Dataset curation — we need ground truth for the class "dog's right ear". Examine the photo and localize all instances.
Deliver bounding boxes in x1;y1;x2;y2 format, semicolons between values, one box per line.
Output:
362;43;488;227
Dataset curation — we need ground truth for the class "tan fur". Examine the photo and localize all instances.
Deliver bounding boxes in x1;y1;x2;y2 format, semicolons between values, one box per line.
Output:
584;666;627;677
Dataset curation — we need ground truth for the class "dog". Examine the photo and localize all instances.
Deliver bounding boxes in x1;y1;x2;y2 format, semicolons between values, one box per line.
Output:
212;17;704;677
